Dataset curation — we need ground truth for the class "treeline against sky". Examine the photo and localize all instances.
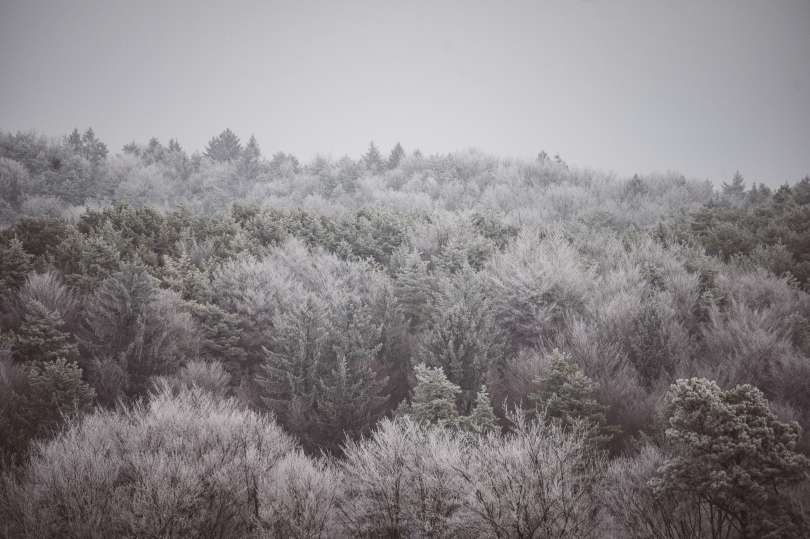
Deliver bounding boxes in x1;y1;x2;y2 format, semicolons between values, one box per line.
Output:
1;129;810;537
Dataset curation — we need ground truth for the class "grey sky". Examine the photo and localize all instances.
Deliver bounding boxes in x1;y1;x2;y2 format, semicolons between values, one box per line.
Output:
1;0;808;185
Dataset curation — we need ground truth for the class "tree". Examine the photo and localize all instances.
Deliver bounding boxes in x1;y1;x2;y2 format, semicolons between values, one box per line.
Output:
387;142;405;170
459;386;497;434
362;141;383;173
12;297;79;365
461;411;606;538
722;171;746;199
418;274;502;412
652;378;810;538
0;357;95;465
403;363;461;428
0;156;28;211
0;384;298;538
0;237;33;296
204;128;242;162
82;265;195;400
529;349;616;448
257;294;330;448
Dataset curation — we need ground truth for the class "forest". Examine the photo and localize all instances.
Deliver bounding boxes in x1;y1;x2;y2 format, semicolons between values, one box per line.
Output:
1;128;809;538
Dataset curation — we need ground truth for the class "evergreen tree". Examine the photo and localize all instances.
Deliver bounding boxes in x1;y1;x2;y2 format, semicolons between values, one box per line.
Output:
529;349;616;448
257;295;329;447
0;237;33;295
722;170;746;199
316;295;388;451
0;157;28;211
189;301;247;379
653;378;810;538
418;274;502;412
80;128;108;164
204;128;242;162
405;363;461;428
0;357;95;464
66;128;82;152
387;142;405;170
12;297;79;364
793;175;810;206
460;385;497;434
317;354;386;453
362;141;383;173
236;134;263;187
167;138;183;153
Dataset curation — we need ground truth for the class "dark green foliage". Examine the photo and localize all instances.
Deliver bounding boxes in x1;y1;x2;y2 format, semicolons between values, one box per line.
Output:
2;217;70;262
682;179;810;287
653;378;810;538
0;237;32;296
204;128;242;162
188;301;247;377
362;141;384;173
81;264;193;400
529;349;617;448
387;142;405;170
459;386;498;433
53;229;121;293
0;358;95;465
418;274;503;412
12;298;78;365
403;362;461;427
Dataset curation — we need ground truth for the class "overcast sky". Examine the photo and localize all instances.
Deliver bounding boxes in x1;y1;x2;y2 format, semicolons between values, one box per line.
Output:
1;0;808;185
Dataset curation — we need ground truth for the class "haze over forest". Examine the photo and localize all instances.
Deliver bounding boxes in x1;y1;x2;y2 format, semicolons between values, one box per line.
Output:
1;0;809;184
1;1;810;538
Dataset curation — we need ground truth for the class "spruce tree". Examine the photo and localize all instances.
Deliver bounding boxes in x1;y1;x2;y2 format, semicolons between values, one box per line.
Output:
0;237;33;295
406;363;461;428
13;298;79;365
362;141;383;173
460;385;497;434
204;128;242;162
257;295;329;446
722;170;746;199
529;349;616;448
387;142;405;170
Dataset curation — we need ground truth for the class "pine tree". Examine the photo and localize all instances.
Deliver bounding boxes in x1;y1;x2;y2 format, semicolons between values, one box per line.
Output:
387;142;405;170
12;298;79;364
204;128;242;162
405;363;461;427
653;378;810;538
529;349;616;448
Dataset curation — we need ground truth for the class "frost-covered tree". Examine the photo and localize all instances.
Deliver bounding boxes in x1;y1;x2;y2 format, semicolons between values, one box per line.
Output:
362;141;383;173
204;128;242;162
387;142;405;170
652;378;810;538
0;237;32;297
418;273;503;412
12;297;78;365
529;349;616;448
459;386;497;434
402;362;461;428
